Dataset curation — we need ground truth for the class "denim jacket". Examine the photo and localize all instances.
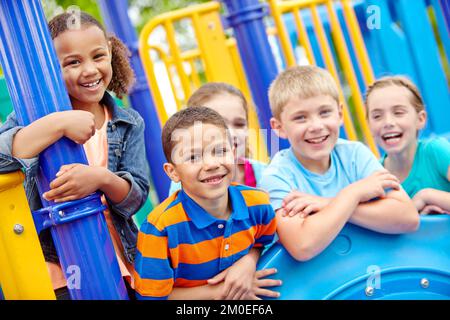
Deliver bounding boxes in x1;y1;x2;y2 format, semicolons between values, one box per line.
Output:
0;92;150;264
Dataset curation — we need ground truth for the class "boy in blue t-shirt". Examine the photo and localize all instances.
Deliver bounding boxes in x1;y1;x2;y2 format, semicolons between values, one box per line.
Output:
259;66;419;261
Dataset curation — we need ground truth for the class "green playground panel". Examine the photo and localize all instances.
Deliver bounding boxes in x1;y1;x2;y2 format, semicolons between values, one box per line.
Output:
0;76;13;123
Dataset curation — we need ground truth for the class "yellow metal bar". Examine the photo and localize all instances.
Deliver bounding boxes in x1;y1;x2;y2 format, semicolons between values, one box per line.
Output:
138;1;270;160
310;4;357;141
188;58;202;88
144;1;220;23
193;9;244;85
139;43;170;122
0;171;55;300
292;7;317;64
181;48;201;61
165;21;192;103
150;45;183;112
138;4;222;121
227;39;269;163
341;0;375;86
278;0;328;13
325;1;378;155
268;0;297;67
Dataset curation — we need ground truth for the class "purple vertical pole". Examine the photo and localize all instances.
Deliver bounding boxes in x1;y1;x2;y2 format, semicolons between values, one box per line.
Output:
0;0;127;299
438;0;450;32
97;0;169;200
221;0;289;155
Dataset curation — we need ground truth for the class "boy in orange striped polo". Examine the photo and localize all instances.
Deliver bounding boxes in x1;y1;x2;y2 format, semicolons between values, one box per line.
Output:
134;107;280;300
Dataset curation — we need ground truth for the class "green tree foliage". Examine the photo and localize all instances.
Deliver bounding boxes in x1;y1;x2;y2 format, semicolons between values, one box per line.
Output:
44;0;102;21
128;0;210;32
47;0;210;32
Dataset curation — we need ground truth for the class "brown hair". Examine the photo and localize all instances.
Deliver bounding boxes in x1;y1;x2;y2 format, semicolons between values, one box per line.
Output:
48;11;135;98
187;82;249;119
161;106;230;163
269;65;339;119
364;76;425;114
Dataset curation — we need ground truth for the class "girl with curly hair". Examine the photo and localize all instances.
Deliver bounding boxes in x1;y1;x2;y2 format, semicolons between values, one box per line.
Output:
0;11;150;299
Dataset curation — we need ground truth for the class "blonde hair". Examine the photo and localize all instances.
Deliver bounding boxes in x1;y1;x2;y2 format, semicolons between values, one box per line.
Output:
364;76;425;114
268;65;340;119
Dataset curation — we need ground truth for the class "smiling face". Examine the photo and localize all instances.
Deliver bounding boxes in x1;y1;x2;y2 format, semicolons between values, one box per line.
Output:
367;85;426;156
53;25;112;110
271;94;342;173
164;123;235;208
202;93;248;159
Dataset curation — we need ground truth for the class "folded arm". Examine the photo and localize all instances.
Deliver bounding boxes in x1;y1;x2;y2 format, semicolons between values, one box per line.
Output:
12;111;95;159
413;188;450;213
277;170;409;261
350;187;419;233
276;187;359;262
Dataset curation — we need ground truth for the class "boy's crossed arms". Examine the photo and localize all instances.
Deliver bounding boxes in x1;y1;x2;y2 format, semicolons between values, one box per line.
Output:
277;169;419;261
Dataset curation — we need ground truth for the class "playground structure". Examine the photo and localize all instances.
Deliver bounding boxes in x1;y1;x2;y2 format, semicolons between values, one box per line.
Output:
0;0;449;300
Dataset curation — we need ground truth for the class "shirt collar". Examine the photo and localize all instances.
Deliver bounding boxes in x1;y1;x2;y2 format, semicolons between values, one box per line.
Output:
101;92;137;126
288;147;335;179
178;185;250;229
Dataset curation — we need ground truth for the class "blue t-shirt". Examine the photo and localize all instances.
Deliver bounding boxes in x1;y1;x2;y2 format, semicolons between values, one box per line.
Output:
258;139;383;210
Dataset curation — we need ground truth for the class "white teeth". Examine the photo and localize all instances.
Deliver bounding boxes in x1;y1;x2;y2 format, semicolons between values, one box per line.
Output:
306;136;327;144
383;133;401;139
202;175;225;183
82;79;101;87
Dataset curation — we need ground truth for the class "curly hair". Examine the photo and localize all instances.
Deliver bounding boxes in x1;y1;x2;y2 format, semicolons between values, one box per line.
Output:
48;11;135;98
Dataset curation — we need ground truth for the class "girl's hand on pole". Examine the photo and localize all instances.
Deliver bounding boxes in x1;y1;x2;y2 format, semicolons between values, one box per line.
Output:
59;110;96;144
43;164;105;202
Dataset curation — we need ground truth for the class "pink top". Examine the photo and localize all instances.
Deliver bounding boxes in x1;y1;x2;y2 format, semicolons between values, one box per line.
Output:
243;158;257;188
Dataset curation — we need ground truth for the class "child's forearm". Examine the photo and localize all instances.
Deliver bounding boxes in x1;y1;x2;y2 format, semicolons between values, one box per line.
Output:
417;189;450;212
12;113;63;159
168;283;223;300
246;248;261;265
349;189;419;234
99;168;131;204
277;187;359;261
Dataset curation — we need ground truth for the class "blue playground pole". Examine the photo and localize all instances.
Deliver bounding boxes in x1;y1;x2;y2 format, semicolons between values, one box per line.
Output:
97;0;169;201
0;0;127;299
438;0;450;32
394;0;450;137
221;0;289;156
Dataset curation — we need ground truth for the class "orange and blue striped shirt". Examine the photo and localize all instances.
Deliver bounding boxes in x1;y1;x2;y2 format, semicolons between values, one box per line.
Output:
133;184;277;300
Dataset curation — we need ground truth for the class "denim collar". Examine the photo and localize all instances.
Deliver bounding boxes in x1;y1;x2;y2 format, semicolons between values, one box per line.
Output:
178;185;250;229
101;92;137;126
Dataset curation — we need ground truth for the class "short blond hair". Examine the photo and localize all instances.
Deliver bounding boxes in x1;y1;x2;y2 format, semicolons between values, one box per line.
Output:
364;76;425;114
268;65;340;119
